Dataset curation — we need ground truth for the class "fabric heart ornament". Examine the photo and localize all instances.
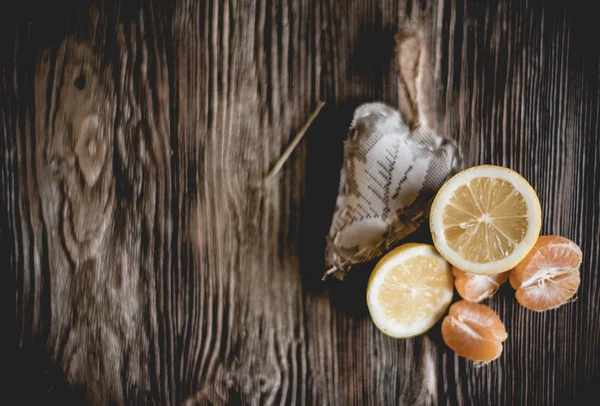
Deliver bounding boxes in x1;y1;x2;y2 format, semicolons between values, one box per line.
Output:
324;30;461;279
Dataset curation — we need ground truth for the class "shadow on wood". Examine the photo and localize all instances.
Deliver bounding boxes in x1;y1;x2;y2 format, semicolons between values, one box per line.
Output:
350;26;396;94
298;102;354;293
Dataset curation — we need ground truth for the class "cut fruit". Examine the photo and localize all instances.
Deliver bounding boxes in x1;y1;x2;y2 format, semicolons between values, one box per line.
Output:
430;165;542;275
366;243;453;338
453;267;508;303
510;235;582;312
441;300;508;362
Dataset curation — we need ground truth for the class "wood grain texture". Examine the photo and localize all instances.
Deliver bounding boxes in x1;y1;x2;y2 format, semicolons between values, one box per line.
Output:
1;0;599;405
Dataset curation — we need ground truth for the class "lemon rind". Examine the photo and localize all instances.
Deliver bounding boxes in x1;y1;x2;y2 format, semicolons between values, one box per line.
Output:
430;165;542;275
366;243;453;338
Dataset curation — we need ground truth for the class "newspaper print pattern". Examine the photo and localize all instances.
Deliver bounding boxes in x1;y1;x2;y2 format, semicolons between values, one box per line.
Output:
325;102;460;279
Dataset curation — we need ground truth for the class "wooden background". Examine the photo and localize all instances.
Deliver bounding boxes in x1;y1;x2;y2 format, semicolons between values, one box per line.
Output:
1;0;599;404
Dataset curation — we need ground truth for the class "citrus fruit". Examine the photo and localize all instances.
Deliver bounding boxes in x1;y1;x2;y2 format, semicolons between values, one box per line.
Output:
366;243;453;338
453;267;509;303
430;165;542;275
441;300;508;361
509;235;582;311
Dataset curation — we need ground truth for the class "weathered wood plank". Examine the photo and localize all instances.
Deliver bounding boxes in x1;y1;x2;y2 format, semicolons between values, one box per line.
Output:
1;0;600;405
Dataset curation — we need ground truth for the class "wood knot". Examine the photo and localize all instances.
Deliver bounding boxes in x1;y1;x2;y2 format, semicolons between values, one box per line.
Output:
76;114;106;187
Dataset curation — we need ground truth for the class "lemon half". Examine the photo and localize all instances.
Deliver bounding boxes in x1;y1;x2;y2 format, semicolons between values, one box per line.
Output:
366;243;453;338
430;165;542;275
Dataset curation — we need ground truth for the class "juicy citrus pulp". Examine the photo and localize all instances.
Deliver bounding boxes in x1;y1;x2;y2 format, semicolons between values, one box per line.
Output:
441;300;508;361
366;243;453;338
453;267;509;303
430;165;542;275
510;235;582;311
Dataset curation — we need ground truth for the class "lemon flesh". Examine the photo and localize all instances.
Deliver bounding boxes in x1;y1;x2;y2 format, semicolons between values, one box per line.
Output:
430;165;542;275
367;243;453;338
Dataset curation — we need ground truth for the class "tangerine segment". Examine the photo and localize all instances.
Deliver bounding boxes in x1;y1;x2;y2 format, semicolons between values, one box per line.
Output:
441;301;508;361
453;267;509;303
510;235;582;312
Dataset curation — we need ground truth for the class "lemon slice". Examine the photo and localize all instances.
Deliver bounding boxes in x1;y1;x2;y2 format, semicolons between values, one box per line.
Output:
430;165;542;275
366;243;453;338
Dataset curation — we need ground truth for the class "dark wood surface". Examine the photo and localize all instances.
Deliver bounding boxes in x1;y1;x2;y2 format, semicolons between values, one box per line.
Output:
2;0;600;404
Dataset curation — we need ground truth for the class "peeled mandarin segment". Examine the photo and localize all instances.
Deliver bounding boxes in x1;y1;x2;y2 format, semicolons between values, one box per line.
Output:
442;318;503;361
512;235;582;312
430;165;542;275
515;270;580;311
508;269;521;290
448;300;508;341
441;301;507;361
515;235;583;280
452;267;509;302
367;243;454;338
